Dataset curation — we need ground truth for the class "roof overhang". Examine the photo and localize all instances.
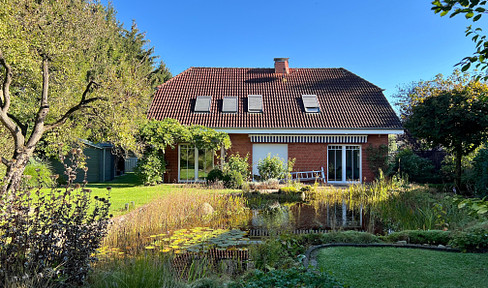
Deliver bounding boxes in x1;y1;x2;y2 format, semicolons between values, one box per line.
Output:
213;128;404;135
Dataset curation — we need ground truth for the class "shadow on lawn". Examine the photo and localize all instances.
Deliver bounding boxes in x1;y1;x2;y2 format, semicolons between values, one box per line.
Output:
87;173;142;189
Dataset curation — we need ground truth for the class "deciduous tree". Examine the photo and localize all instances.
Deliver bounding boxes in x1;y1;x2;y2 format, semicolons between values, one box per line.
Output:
404;82;488;191
0;0;170;192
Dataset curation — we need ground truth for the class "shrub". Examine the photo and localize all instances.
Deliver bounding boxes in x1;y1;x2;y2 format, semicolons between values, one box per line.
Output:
366;144;391;178
471;147;488;197
0;151;111;286
134;152;166;185
206;168;224;184
224;153;250;180
223;170;244;189
316;231;380;244
278;186;298;194
257;154;287;180
449;228;488;253
393;149;437;183
383;230;451;245
229;267;344;288
249;238;293;270
22;157;56;188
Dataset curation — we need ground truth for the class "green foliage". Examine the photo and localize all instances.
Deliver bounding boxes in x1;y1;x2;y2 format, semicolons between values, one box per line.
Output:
366;144;391;178
136;119;231;184
432;0;488;76
383;230;451;245
404;83;488;190
22;157;55;188
249;238;294;271
257;154;294;181
0;161;111;286
0;0;172;155
471;147;488;197
134;152;166;185
393;149;437;183
452;195;488;217
302;231;380;245
223;170;244;189
229;267;344;288
449;228;488;252
224;153;250;180
206;168;224;184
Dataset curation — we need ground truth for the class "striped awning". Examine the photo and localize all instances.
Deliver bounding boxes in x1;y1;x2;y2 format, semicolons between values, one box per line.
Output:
249;134;368;144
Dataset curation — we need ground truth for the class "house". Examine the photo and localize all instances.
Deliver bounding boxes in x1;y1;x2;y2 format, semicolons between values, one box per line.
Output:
148;58;402;184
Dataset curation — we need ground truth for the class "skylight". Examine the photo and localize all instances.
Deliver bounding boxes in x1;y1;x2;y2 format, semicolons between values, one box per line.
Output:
194;96;212;113
302;95;320;113
222;96;238;113
248;95;263;113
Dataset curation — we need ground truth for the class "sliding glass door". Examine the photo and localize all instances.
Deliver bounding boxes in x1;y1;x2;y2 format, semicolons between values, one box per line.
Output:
327;145;361;183
179;144;213;182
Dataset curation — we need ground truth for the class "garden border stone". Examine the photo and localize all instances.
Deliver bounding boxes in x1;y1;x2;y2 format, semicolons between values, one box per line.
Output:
303;243;461;268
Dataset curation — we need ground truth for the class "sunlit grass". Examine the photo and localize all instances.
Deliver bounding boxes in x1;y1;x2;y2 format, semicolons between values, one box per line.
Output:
317;247;488;288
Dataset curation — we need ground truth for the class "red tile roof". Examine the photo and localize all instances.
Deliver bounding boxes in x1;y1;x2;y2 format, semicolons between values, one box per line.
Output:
147;67;402;130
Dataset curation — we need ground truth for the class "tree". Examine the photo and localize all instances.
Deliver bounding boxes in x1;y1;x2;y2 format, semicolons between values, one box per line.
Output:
432;0;488;76
404;82;488;191
0;0;170;193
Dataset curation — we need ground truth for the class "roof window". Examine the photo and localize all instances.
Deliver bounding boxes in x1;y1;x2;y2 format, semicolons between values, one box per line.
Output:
222;96;238;113
248;95;263;113
302;95;320;113
194;96;212;113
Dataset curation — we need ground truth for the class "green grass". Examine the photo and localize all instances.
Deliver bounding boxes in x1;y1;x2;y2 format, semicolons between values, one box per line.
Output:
317;247;488;288
42;173;236;217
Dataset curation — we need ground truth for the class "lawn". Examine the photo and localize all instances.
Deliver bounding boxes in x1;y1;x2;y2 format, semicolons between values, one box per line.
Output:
79;173;236;216
317;247;488;288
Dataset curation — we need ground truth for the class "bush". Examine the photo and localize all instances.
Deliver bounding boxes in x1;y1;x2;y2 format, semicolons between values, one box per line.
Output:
134;152;166;185
224;153;250;180
22;157;55;188
223;170;244;189
229;267;344;288
383;230;451;245
393;149;437;183
449;228;488;253
471;147;488;197
278;186;298;194
0;151;111;286
206;168;224;184
249;238;294;271
257;154;288;180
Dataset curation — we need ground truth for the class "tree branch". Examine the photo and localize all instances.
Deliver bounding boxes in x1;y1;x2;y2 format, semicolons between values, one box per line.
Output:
7;113;27;136
0;48;24;149
0;48;13;113
45;81;101;131
1;157;8;167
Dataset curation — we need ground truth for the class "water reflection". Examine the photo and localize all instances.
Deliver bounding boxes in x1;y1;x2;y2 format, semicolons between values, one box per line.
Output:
248;200;365;231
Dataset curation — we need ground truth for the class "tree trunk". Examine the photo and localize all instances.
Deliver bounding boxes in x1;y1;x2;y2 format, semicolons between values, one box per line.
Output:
455;147;463;194
1;148;34;194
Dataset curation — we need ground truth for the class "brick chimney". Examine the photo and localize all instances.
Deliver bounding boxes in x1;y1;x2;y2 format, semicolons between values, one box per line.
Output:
274;58;290;74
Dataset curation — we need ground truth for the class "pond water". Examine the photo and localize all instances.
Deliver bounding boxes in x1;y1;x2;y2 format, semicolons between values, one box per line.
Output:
247;201;367;233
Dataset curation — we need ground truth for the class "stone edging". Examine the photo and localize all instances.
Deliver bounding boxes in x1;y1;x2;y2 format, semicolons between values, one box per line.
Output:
303;243;461;268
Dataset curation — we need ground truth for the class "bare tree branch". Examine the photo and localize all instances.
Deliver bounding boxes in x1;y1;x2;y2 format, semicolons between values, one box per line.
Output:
7;113;27;136
0;49;25;149
0;48;13;112
26;58;50;148
1;157;8;167
45;81;101;131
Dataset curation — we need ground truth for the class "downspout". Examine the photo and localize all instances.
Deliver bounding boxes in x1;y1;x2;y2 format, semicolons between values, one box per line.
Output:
102;148;106;182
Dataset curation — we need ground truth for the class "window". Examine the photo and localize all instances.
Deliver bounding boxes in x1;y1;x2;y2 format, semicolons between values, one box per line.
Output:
327;145;361;183
222;96;238;113
248;95;263;113
194;96;212;113
302;95;320;113
179;144;214;182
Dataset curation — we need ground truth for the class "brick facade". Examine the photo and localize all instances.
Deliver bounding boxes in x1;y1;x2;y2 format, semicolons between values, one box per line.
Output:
164;133;388;183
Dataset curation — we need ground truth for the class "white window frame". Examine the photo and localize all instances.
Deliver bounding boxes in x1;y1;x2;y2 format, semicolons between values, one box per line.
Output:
327;145;362;184
178;144;214;182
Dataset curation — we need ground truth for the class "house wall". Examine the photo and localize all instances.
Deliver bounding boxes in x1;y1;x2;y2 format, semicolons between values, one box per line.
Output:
164;133;388;183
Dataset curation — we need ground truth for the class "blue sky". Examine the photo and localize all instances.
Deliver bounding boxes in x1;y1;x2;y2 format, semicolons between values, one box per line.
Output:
108;0;478;104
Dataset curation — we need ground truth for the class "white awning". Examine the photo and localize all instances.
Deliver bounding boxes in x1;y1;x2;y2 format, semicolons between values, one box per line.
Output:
249;134;368;143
